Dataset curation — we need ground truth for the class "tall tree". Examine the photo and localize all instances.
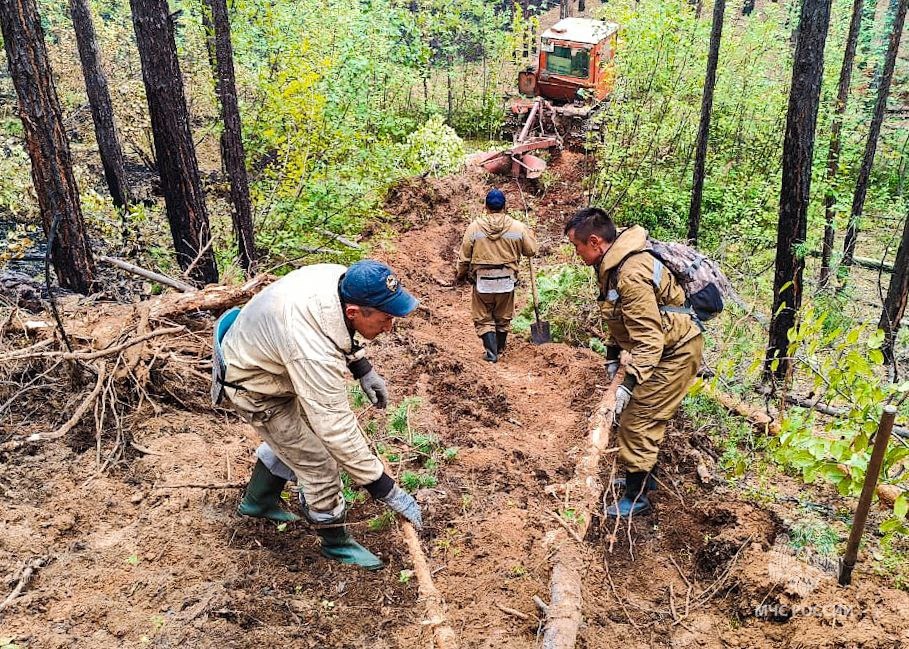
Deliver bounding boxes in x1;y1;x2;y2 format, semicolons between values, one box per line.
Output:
841;0;908;279
880;216;909;365
0;0;96;293
818;0;864;288
69;0;133;209
130;0;219;284
204;0;256;274
765;0;833;381
687;0;725;247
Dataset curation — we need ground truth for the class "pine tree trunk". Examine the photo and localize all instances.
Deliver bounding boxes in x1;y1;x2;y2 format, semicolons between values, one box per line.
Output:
205;0;255;275
765;0;833;381
880;216;909;364
69;0;132;209
818;0;863;289
0;0;96;293
841;0;908;278
130;0;218;285
687;0;725;247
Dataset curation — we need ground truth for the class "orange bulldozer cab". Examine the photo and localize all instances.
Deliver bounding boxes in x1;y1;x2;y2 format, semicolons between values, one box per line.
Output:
518;17;618;103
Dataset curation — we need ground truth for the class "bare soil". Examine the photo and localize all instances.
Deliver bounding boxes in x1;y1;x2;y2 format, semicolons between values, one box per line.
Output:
2;155;908;648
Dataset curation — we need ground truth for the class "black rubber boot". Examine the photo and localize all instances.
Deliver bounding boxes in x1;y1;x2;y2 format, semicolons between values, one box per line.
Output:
606;471;652;518
481;332;498;363
314;512;384;571
613;464;658;491
496;331;508;354
237;460;301;523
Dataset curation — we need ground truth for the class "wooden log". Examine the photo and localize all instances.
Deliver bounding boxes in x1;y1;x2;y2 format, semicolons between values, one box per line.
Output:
147;274;273;320
701;384;780;435
808;249;894;273
541;370;620;649
98;255;196;293
402;523;458;649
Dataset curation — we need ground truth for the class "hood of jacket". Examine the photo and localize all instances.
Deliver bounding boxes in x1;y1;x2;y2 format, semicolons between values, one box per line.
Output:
478;213;511;241
599;225;649;273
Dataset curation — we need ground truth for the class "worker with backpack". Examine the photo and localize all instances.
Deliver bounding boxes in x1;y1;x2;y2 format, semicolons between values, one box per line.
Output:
565;207;721;518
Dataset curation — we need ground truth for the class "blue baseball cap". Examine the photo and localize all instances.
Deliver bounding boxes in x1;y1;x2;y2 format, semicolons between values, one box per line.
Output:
486;188;506;211
340;260;419;317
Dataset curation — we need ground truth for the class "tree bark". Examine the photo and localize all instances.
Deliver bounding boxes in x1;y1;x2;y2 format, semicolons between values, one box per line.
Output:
880;216;909;363
841;0;908;277
69;0;132;209
0;0;96;294
130;0;219;285
687;0;725;246
765;0;832;381
205;0;256;275
818;0;863;288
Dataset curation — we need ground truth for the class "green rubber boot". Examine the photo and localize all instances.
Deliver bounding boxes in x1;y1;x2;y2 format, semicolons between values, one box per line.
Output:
314;513;384;571
237;460;301;523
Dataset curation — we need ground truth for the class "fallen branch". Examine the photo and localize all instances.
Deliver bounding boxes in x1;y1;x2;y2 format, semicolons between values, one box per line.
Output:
0;326;184;362
156;482;246;489
98;255;197;293
701;384;779;435
495;601;531;620
0;556;47;615
541;370;621;649
755;385;909;439
401;523;458;649
147;274;273;320
42;362;107;441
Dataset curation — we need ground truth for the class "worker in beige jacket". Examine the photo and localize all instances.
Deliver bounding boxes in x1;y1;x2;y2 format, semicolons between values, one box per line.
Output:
565;207;703;519
211;261;422;570
456;188;538;362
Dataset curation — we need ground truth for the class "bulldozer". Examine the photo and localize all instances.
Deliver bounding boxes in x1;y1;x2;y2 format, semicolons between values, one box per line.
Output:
467;17;618;179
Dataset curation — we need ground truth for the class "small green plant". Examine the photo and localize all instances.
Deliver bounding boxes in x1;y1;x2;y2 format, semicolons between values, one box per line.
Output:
341;472;367;504
348;384;368;409
512;264;600;345
398;569;414;584
400;470;438;492
787;520;840;556
368;510;395;532
126;553;139;566
508;564;528;578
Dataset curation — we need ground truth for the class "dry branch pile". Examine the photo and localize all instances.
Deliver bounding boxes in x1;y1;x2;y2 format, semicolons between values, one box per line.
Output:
0;276;271;462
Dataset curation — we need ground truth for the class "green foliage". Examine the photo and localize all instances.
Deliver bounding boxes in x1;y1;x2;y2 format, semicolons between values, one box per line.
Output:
368;510;396;532
767;308;909;538
683;393;766;478
787;519;840;556
402;115;465;177
400;470;438;491
513;263;601;345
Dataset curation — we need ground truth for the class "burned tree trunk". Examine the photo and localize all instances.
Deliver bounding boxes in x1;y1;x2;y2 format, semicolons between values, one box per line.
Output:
69;0;132;209
879;217;909;364
687;0;725;247
0;0;96;293
205;0;256;275
130;0;219;285
841;0;908;278
818;0;863;289
765;0;832;381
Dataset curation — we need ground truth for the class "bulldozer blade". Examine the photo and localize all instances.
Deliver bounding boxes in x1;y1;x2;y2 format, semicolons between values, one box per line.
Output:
530;319;551;345
517;153;547;179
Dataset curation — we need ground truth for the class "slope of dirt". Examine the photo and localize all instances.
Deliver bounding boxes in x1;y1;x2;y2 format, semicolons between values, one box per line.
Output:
3;153;909;649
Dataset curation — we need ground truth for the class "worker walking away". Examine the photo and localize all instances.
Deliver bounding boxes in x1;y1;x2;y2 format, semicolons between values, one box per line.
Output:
456;188;539;362
565;208;704;518
211;260;423;570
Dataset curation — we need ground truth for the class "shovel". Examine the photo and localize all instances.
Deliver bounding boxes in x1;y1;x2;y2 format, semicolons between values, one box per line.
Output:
528;258;551;345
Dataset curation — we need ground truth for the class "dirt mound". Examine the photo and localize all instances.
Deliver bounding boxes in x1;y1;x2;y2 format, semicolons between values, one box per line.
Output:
382;167;489;230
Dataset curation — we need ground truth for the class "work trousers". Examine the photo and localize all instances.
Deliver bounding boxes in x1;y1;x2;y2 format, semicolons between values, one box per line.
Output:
225;381;382;515
472;287;516;336
617;334;704;473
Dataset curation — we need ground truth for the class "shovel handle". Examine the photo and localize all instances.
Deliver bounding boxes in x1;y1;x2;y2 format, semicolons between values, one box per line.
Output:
528;257;542;321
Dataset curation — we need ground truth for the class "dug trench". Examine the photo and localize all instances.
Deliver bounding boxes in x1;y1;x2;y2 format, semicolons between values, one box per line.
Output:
2;156;908;648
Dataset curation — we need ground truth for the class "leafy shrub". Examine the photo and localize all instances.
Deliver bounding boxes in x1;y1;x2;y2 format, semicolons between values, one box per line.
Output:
402;115;465;177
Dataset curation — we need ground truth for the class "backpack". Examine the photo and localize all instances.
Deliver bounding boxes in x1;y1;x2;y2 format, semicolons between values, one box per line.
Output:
610;238;737;326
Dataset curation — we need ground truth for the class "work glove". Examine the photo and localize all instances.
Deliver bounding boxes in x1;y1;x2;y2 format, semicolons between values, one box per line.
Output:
613;384;633;425
380;484;423;530
359;369;389;409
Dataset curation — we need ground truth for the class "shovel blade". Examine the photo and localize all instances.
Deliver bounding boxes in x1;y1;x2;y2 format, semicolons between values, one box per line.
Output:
530;320;551;345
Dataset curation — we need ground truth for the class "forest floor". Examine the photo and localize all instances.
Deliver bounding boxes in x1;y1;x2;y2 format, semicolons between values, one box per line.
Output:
2;153;909;649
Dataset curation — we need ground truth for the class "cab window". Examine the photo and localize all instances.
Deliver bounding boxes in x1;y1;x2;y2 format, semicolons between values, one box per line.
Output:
546;46;590;78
